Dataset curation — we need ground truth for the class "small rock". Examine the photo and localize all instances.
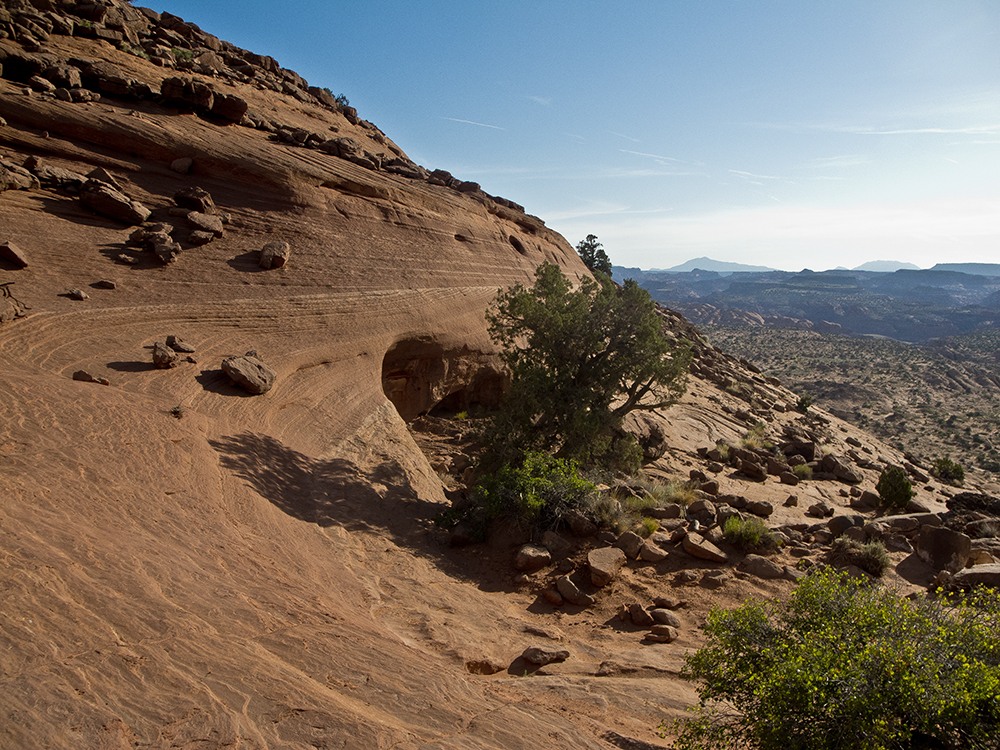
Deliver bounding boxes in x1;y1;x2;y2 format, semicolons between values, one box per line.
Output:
784;494;799;507
86;168;121;189
221;351;276;394
564;509;598;537
174;186;215;214
259;240;291;269
700;570;730;588
614;530;643;559
649;503;682;520
682;533;729;563
188;230;215;245
67;288;89;300
72;370;110;386
543;589;564;606
80;179;150;225
0;241;29;268
645;625;679;643
171;157;194;174
152;342;178;369
556;575;594;607
638;540;668;562
186;211;224;237
807;501;835;518
515;544;551;572
629;603;654;627
166;335;196;353
652;596;685;609
650;608;682;627
93;279;117;289
522;647;569;666
588;546;627;587
687;499;717;526
153;240;182;264
541;530;572;559
674;570;698;584
746;500;774;517
738;554;785;579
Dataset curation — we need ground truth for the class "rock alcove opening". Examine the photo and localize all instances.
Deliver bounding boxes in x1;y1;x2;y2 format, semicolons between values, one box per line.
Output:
381;336;507;422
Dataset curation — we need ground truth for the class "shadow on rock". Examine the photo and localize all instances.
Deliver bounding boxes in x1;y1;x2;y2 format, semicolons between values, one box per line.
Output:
106;360;155;372
195;368;258;397
226;250;268;273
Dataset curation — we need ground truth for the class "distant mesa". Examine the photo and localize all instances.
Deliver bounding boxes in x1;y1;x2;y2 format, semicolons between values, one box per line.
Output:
853;260;921;272
931;263;1000;278
654;257;776;275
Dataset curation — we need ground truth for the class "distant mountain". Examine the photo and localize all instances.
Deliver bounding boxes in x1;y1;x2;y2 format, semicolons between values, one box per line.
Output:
655;257;776;275
930;263;1000;278
853;260;921;272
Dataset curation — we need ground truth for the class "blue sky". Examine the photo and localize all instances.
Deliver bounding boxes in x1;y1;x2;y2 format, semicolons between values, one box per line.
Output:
153;1;1000;271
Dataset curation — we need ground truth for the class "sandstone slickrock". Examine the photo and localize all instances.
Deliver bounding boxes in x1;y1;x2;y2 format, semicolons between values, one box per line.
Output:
221;351;276;394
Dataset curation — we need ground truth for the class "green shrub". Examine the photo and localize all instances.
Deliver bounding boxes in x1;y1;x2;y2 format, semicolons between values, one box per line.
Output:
830;536;891;577
714;441;730;462
796;393;814;413
932;456;965;486
670;568;1000;750
792;463;813;480
473;451;595;532
172;47;193;61
640;517;659;538
722;516;780;553
876;465;913;510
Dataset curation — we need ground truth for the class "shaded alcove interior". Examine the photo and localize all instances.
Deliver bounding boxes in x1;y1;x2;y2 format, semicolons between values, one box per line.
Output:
381;336;507;422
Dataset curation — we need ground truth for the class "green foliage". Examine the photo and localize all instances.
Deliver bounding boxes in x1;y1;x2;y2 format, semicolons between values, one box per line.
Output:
482;262;691;472
932;456;965;486
472;451;595;532
792;463;813;480
830;537;891;577
876;465;914;510
739;422;771;451
575;234;613;276
671;568;1000;750
722;516;780;553
172;47;193;61
796;393;814;413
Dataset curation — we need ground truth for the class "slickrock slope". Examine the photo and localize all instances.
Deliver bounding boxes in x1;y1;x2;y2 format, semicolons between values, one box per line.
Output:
2;3;999;749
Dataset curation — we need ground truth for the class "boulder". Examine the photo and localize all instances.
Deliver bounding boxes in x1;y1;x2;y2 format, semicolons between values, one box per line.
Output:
0;241;29;268
556;575;593;607
681;533;728;563
514;544;551;572
563;509;597;537
650;608;682;628
738;554;785;579
210;93;249;123
259;241;291;269
588;546;626;587
1;160;40;191
949;563;1000;591
221;351;276;394
746;500;774;518
686;499;717;527
153;240;182;264
521;647;569;666
152;342;178;369
614;530;643;560
186;211;224;237
822;454;863;484
737;457;767;481
170;157;194;174
67;288;89;300
628;603;654;627
638;540;668;562
80;180;150;224
174;186;216;214
914;526;972;573
807;501;835;518
541;530;572;559
166;335;195;353
645;625;679;643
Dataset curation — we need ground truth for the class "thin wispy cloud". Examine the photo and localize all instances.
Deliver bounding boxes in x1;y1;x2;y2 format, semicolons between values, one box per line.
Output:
442;117;505;130
609;131;641;143
620;149;682;164
528;96;551;106
564;133;586;143
729;169;782;180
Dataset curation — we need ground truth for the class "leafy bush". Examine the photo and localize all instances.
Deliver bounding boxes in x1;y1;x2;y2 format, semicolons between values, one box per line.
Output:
792;463;812;480
739;422;772;451
830;536;891;577
472;451;595;532
723;516;780;553
671;568;1000;750
933;456;965;486
796;393;814;413
714;441;730;461
876;465;914;510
